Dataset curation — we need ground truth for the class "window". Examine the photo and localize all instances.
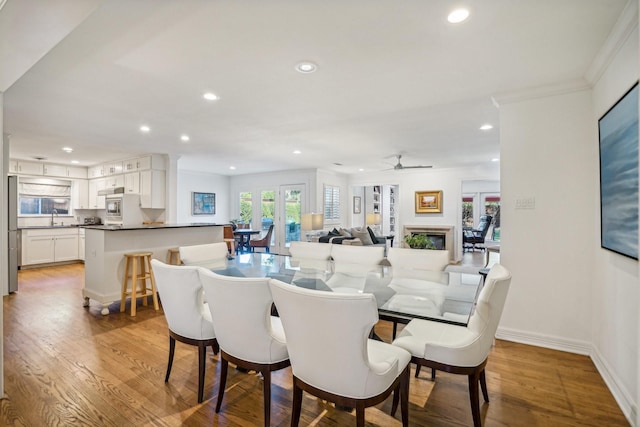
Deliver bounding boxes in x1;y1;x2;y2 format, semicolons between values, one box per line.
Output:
324;185;340;221
19;179;71;216
239;192;252;226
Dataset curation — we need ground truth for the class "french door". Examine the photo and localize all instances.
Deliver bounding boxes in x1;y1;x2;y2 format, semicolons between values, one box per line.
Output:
273;184;304;255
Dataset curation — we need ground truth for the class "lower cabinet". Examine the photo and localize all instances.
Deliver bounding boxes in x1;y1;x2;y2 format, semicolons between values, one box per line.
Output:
22;229;80;266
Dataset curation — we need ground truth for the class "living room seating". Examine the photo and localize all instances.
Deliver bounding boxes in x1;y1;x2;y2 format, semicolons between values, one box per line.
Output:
269;278;411;427
179;242;229;269
391;264;512;427
463;215;492;252
199;269;289;427
249;224;274;253
150;260;219;403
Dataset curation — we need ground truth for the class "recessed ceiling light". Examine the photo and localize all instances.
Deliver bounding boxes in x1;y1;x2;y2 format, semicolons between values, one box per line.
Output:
71;160;79;164
293;150;302;154
480;124;493;131
203;92;219;101
229;166;236;170
358;168;364;172
295;62;317;73
62;147;73;153
491;158;500;162
448;8;469;23
180;135;190;142
140;125;150;133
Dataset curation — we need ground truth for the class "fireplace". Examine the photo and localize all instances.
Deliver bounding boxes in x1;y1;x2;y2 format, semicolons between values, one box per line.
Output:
402;225;455;262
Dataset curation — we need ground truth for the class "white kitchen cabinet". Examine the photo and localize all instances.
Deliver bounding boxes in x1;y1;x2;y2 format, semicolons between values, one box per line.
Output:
104;174;124;189
105;161;123;176
88;165;105;178
43;164;68;177
9;160;18;174
88;178;106;209
22;228;79;266
67;166;87;179
140;170;165;208
78;228;85;261
124;172;140;194
13;161;44;175
73;179;90;209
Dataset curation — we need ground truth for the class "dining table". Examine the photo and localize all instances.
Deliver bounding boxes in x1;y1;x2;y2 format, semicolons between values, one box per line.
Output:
211;252;484;329
232;229;261;252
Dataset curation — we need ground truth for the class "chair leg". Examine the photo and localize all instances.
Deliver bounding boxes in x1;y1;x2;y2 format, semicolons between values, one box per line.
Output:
212;341;220;355
392;320;398;340
401;366;409;427
468;370;482;427
165;336;175;382
414;364;420;377
216;357;229;413
262;369;271;427
291;382;303;427
480;369;489;402
197;342;207;403
355;401;366;427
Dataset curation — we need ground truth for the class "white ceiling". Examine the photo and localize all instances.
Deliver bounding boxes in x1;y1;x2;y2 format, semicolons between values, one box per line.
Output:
1;0;628;175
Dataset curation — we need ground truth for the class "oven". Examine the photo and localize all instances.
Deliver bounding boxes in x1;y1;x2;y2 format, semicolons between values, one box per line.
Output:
105;195;123;224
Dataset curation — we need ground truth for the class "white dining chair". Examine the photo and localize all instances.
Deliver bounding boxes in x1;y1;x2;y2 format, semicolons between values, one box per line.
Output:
150;259;218;403
269;278;411;427
199;269;289;427
391;264;512;427
325;244;385;294
178;242;229;269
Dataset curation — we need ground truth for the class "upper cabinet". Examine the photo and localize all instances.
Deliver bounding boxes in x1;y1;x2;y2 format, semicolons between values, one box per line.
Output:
10;161;44;176
10;159;88;178
123;154;165;172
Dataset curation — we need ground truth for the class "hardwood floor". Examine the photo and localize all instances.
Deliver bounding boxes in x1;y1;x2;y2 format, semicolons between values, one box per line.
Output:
1;264;630;426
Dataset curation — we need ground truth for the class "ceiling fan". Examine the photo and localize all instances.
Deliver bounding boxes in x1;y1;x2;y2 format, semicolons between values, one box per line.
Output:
389;154;432;170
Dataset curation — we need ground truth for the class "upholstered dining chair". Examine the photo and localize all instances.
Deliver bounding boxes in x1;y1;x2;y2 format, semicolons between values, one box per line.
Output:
269;278;411;427
249;224;274;253
179;242;229;269
149;259;219;403
325;244;385;294
198;269;289;427
391;264;512;427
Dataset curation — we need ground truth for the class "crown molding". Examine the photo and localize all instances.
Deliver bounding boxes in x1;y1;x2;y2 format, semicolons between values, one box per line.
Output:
585;0;639;85
491;78;591;106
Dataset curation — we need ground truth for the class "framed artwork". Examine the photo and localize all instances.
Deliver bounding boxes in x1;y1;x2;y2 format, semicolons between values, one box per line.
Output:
192;192;216;215
353;196;362;214
415;190;443;214
599;82;638;260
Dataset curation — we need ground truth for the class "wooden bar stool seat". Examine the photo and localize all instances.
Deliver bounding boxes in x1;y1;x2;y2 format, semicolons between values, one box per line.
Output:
120;252;159;316
167;247;182;265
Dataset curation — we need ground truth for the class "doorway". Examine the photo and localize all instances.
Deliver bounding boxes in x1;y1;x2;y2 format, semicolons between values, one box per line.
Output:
274;184;304;255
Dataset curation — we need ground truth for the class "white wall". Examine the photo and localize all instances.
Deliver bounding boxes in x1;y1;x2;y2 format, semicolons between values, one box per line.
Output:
591;18;639;424
176;169;230;224
349;164;499;260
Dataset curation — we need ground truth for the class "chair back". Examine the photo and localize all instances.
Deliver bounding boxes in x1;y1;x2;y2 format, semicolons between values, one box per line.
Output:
387;247;449;279
330;244;385;274
256;224;274;243
289;241;332;270
467;263;511;353
476;215;492;236
269;279;396;398
179;242;229;269
199;269;288;364
150;259;215;340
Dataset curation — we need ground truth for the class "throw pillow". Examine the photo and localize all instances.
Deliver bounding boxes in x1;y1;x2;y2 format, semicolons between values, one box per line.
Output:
366;226;378;244
352;229;374;245
339;228;351;237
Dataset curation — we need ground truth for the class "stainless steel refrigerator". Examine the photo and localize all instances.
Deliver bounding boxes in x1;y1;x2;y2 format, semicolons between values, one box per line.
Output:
8;175;19;293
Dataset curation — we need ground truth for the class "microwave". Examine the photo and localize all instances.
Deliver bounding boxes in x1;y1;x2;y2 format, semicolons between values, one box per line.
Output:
105;195;122;222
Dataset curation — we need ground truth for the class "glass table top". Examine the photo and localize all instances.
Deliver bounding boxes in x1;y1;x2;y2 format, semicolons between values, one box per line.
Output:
213;252;483;326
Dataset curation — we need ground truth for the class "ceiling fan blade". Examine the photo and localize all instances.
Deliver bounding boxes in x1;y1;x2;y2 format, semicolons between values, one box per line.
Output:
400;165;432;169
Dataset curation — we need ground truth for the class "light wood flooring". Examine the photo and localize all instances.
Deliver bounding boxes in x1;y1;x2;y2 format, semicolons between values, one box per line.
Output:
1;263;630;426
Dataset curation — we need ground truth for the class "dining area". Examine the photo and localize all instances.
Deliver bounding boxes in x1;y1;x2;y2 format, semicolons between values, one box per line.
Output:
4;257;629;427
146;241;512;427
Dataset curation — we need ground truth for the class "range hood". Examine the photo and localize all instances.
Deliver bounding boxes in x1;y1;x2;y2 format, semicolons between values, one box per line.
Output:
97;187;125;196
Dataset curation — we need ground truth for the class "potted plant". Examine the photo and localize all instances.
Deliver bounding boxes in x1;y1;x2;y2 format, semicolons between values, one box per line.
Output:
404;233;436;249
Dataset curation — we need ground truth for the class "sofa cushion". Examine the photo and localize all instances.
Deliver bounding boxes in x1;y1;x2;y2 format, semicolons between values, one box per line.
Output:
339;228;352;237
366;226;379;244
352;229;374;245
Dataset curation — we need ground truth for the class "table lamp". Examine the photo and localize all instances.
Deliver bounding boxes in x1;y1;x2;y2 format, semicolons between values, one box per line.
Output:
301;213;324;241
366;213;381;234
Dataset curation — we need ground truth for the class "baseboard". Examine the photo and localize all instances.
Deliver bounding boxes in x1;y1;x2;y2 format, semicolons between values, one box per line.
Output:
496;326;591;355
591;346;637;427
497;327;637;427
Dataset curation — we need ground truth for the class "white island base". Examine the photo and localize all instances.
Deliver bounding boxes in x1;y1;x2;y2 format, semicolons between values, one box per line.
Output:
83;224;224;315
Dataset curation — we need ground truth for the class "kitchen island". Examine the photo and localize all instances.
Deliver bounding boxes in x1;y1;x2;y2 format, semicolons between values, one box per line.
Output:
83;223;224;315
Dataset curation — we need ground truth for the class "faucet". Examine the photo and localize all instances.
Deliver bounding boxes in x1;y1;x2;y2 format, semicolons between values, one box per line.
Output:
51;209;58;226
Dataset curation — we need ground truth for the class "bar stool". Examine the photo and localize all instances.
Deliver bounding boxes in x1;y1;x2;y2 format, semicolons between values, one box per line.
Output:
167;247;181;265
120;252;159;316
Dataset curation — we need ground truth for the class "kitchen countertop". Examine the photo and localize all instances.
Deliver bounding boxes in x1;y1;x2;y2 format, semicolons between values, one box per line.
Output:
82;223;224;231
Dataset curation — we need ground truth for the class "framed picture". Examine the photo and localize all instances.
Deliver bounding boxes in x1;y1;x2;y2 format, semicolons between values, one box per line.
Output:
599;82;638;260
192;192;216;215
353;196;361;214
415;190;443;214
